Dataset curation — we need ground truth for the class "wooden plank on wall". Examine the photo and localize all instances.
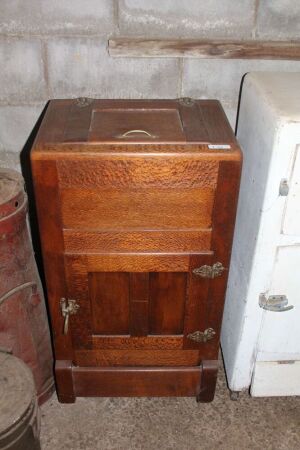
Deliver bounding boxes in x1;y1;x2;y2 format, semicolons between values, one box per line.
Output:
109;38;300;60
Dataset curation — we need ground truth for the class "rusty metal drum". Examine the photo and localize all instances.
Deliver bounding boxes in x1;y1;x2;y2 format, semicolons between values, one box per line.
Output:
0;352;41;450
0;168;54;405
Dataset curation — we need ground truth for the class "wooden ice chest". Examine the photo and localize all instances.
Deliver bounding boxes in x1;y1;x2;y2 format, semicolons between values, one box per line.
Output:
31;98;242;402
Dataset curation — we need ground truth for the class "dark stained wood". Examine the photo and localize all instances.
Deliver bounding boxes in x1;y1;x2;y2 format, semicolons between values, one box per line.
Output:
200;103;234;142
91;335;183;350
88;107;186;142
32;99;242;402
57;157;219;189
64;255;92;349
74;349;200;366
30;159;73;360
149;272;186;335
178;101;209;142
32;100;70;145
183;253;214;349
73;366;201;397
60;188;214;231
33;143;240;157
129;301;149;336
89;272;130;335
206;160;242;353
86;253;192;272
129;273;149;336
197;360;218;402
109;38;300;60
55;360;75;403
64;101;94;142
63;229;212;253
31;99;239;147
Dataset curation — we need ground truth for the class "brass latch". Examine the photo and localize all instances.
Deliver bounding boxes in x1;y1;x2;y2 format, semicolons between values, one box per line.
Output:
60;298;80;335
187;328;216;343
193;262;225;279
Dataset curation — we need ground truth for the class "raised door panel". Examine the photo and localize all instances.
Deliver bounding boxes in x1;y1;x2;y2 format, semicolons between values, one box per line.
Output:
88;108;186;142
60;188;214;231
149;272;186;335
57;157;218;233
64;253;217;366
89;272;130;335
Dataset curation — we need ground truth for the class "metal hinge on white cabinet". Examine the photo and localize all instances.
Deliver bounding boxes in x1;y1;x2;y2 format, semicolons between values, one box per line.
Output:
259;294;294;312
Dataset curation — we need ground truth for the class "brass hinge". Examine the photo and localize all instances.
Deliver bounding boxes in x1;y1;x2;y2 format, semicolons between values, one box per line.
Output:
192;262;225;279
75;97;94;107
60;298;80;335
178;97;195;107
187;328;216;343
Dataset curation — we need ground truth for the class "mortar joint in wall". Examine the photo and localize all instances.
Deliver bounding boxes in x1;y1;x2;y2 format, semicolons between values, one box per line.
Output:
177;58;184;98
113;0;120;33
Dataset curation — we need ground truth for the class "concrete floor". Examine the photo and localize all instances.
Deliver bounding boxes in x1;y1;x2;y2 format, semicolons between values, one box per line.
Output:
40;360;300;450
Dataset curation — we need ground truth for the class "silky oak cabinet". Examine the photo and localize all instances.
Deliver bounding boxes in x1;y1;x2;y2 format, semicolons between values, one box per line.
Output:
31;98;242;403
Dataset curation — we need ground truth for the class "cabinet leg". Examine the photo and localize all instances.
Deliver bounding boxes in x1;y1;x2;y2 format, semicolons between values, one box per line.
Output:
229;390;240;401
55;360;76;403
196;360;218;403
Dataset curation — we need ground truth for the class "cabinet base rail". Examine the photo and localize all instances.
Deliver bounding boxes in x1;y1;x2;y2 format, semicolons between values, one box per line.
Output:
55;360;218;403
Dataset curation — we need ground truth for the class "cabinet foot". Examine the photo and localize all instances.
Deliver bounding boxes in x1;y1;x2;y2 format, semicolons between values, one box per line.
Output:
196;360;218;403
229;390;240;401
55;360;76;404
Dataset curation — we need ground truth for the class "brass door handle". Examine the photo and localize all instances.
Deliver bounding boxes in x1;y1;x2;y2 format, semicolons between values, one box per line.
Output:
121;129;153;137
60;298;80;335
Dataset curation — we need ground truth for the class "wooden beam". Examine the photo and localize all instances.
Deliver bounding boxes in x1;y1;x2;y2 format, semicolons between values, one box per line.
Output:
109;38;300;60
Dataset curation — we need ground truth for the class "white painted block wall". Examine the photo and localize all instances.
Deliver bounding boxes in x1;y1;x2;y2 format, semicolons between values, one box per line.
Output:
1;1;300;170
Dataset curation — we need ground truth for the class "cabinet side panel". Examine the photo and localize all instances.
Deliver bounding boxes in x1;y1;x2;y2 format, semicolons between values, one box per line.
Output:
209;160;242;356
31;158;73;360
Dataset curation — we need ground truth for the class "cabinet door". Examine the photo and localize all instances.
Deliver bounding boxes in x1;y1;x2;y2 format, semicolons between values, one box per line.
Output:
64;252;217;367
282;144;300;235
251;245;300;396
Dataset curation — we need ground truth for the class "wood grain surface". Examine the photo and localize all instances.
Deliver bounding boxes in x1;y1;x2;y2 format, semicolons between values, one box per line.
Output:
63;229;212;253
73;366;201;397
74;349;200;367
32;98;242;402
60;188;214;230
109;38;300;60
57;158;219;189
31;99;238;148
149;272;186;335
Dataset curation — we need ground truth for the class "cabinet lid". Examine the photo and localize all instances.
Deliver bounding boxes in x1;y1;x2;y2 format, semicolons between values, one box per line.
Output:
32;98;239;153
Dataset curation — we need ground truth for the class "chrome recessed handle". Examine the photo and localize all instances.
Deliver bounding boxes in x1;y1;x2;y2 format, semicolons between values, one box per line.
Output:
259;294;294;312
121;129;153;138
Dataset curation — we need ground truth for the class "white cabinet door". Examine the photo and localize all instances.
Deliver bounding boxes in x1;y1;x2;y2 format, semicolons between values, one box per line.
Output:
283;145;300;235
251;245;300;396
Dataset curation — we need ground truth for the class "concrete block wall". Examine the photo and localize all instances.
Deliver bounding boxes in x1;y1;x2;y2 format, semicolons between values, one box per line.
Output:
0;0;300;170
